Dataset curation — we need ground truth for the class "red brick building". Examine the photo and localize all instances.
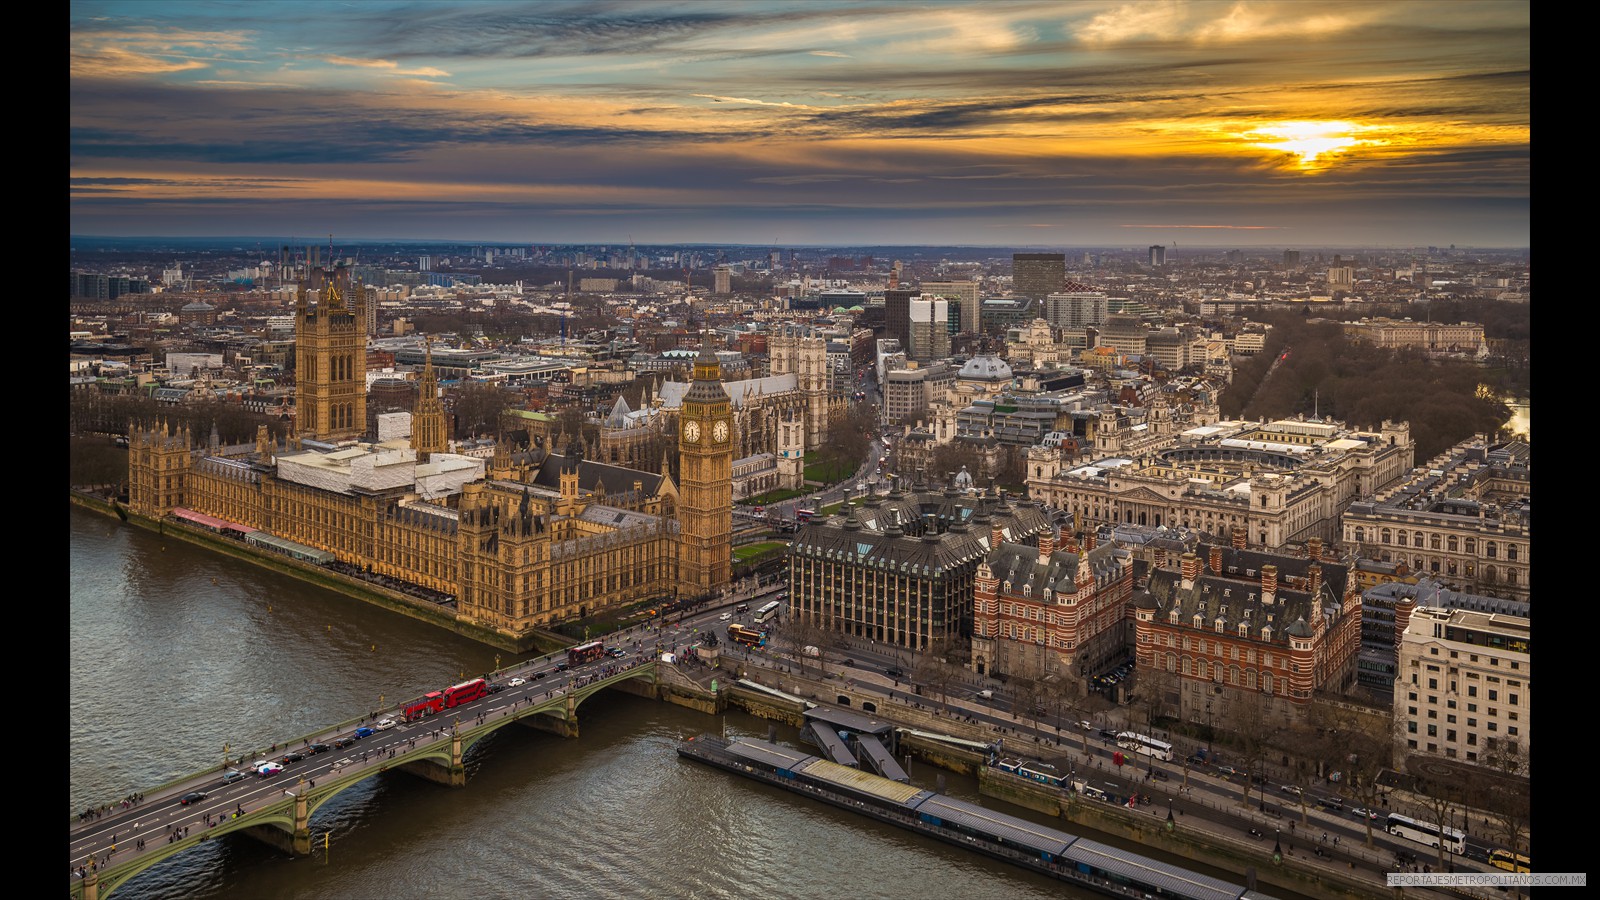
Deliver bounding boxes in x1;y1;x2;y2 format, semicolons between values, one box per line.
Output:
1132;537;1362;727
973;526;1134;691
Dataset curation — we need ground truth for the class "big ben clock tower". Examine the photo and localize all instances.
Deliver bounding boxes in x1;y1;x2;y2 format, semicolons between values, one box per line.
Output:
677;342;734;598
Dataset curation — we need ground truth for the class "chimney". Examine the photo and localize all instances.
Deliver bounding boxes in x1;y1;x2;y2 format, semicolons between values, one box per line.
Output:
1261;564;1278;605
992;521;1005;549
1064;531;1081;553
1209;544;1224;575
1153;547;1167;570
1308;537;1323;561
1084;531;1097;551
1231;524;1247;549
1394;594;1416;642
1307;562;1322;598
1038;527;1056;563
1180;552;1199;589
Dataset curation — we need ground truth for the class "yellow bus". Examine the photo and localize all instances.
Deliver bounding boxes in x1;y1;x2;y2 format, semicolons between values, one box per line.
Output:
1489;849;1531;873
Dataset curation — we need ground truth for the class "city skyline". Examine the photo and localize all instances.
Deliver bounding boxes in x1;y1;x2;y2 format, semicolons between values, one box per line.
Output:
71;1;1530;248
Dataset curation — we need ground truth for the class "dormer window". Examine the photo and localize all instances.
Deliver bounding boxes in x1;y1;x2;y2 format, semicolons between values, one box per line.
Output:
1214;618;1224;633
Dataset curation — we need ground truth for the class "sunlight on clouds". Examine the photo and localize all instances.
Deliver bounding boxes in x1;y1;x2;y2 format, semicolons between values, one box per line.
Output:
1077;0;1186;45
325;56;451;78
71;28;254;78
1078;0;1369;46
1242;120;1379;170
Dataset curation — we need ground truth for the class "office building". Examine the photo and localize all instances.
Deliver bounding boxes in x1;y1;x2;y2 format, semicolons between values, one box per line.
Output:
788;487;1050;651
1395;604;1529;771
1012;253;1065;299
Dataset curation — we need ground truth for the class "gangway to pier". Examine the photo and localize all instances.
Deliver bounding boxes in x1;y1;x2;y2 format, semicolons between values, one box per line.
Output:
852;732;909;783
805;720;858;767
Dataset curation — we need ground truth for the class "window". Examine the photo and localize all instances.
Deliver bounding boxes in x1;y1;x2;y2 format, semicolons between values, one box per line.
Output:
1508;726;1518;737
1509;693;1518;706
1427;724;1437;737
1447;730;1456;742
1408;707;1418;716
1468;703;1477;712
1428;678;1437;690
1407;722;1417;734
1468;686;1477;697
1447;715;1456;724
1489;689;1498;701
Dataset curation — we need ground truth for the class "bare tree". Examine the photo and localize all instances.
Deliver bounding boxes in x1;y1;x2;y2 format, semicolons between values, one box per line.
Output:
1412;772;1468;874
1475;738;1531;882
1231;699;1275;807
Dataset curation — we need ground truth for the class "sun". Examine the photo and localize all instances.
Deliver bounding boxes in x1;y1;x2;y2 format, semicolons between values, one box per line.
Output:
1244;120;1375;171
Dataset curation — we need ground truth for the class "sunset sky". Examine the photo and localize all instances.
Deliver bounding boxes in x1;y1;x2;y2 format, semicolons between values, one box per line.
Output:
70;1;1530;248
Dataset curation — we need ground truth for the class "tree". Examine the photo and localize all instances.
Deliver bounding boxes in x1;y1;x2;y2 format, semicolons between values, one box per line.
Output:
1411;770;1468;874
1474;739;1531;885
449;381;511;439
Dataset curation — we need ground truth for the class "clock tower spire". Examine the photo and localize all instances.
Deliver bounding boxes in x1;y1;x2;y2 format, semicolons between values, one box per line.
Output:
677;340;733;597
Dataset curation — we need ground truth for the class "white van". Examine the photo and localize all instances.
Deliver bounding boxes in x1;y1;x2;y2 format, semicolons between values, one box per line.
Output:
977;689;994;700
802;646;821;658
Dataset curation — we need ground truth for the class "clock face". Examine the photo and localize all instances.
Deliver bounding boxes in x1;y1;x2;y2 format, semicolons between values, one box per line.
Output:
683;421;701;443
713;420;729;443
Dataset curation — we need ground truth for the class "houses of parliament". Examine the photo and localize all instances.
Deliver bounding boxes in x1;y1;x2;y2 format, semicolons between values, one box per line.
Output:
126;263;733;646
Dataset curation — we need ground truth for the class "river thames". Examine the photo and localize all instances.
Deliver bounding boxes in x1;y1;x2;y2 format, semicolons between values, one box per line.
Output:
71;504;1259;900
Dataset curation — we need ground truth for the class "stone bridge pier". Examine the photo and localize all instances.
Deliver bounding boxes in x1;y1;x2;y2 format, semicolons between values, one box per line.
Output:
397;731;467;786
242;790;312;856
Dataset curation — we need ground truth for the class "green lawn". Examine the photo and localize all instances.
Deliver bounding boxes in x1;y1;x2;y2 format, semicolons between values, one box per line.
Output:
734;541;787;561
739;487;808;505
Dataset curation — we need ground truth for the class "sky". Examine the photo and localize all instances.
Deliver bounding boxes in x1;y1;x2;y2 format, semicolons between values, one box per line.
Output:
69;1;1530;248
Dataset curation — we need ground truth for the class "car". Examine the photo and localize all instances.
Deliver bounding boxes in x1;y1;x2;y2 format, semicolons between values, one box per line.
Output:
842;658;854;667
1077;720;1095;731
1251;772;1269;785
1351;807;1381;821
608;648;626;658
509;677;527;687
555;663;569;672
375;718;397;731
333;737;356;749
719;612;733;621
534;670;548;679
1279;784;1304;797
279;751;305;764
180;791;208;805
1216;765;1241;778
220;770;246;785
885;667;905;679
486;682;506;693
255;762;284;777
1151;769;1170;781
1316;796;1346;812
1098;728;1119;739
354;726;375;738
308;743;330;755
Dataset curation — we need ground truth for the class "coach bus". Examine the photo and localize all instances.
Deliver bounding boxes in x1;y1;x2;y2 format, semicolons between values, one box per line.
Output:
1116;731;1174;762
1385;813;1465;854
754;600;782;624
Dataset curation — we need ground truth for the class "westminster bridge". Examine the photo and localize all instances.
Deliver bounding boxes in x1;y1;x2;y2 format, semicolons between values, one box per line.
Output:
68;658;681;899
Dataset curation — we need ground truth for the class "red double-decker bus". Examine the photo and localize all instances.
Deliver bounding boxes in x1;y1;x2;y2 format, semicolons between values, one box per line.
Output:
567;641;606;666
404;691;446;722
442;678;488;708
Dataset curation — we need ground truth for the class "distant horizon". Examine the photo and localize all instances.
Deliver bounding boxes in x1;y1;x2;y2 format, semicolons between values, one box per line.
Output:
69;234;1530;254
71;2;1528;248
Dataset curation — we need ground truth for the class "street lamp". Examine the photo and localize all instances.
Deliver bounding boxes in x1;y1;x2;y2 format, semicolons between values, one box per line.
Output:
1166;798;1175;832
1273;828;1282;864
